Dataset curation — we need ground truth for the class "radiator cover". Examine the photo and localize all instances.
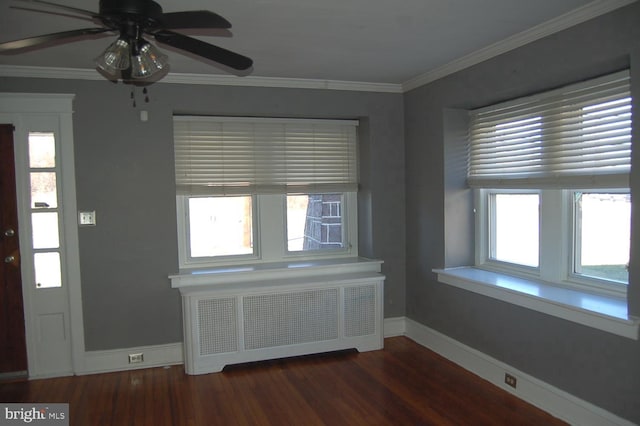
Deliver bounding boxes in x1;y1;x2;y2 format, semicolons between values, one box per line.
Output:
172;259;384;375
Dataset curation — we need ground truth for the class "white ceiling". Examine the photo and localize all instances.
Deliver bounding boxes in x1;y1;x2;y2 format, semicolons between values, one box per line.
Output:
0;0;634;89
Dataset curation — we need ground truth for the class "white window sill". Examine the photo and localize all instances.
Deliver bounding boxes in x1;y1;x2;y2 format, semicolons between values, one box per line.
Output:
170;256;384;290
433;267;639;340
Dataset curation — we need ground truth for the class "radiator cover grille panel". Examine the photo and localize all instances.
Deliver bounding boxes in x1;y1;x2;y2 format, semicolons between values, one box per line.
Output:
243;289;339;350
344;285;376;337
178;267;385;375
198;297;238;356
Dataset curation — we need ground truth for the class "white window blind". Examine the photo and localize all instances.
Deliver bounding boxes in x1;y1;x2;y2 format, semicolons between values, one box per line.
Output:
468;70;631;188
174;116;359;195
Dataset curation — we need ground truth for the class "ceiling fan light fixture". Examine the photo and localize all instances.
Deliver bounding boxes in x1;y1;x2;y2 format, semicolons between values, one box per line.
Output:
140;42;168;71
130;40;168;79
95;38;131;74
1;0;253;87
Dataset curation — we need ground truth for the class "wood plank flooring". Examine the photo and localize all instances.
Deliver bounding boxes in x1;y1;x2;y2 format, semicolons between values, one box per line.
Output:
0;337;567;425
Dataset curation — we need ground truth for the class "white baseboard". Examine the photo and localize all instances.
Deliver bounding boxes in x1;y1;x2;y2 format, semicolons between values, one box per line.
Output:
76;342;184;376
384;317;634;426
383;316;407;337
73;316;403;376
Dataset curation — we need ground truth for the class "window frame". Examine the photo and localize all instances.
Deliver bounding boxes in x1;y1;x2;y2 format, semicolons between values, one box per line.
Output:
176;192;358;269
28;131;65;289
489;190;540;268
567;188;630;295
177;194;260;268
475;188;541;280
284;192;357;258
475;187;629;297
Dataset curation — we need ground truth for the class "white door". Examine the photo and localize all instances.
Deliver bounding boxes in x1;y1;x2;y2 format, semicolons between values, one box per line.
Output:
0;94;84;378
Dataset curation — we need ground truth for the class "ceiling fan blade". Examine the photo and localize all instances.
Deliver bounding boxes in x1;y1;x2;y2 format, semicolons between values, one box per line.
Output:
0;28;111;52
160;11;231;30
12;0;98;18
10;5;95;23
154;30;252;70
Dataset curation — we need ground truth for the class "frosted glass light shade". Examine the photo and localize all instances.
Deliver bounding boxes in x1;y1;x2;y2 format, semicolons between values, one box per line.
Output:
130;42;168;79
95;38;130;75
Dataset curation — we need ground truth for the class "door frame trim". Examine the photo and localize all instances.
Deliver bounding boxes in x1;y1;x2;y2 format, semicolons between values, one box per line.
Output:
0;93;85;377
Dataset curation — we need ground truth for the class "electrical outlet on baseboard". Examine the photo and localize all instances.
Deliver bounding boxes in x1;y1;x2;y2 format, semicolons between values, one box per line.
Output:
128;353;144;364
504;373;517;388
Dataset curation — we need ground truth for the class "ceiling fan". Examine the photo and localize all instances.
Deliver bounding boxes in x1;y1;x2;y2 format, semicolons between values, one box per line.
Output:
0;0;254;83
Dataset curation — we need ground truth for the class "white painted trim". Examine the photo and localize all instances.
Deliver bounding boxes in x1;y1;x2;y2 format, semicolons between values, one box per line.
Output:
0;65;402;93
58;107;87;377
0;93;75;113
163;72;402;93
383;317;407;337
401;0;637;91
76;343;184;375
170;257;382;288
393;317;636;426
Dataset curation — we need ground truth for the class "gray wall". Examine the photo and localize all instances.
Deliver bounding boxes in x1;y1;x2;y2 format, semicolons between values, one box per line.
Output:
404;3;640;423
0;78;406;350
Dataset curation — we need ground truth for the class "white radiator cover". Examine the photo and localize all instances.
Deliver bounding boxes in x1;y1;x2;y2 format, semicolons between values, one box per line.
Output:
171;258;385;375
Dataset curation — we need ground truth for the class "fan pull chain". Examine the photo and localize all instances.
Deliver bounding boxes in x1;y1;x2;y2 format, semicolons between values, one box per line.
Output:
130;87;151;108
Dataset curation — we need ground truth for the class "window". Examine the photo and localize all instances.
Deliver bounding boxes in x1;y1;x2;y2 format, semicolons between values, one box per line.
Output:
187;195;254;258
29;132;63;288
174;117;358;268
488;191;539;268
470;71;632;294
572;191;630;284
286;193;346;252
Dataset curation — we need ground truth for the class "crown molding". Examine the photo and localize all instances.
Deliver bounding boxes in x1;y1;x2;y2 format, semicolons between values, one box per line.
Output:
401;0;637;92
0;65;403;93
163;72;403;92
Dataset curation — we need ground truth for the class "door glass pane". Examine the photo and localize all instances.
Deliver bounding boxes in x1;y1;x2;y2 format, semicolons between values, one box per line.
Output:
28;133;56;168
32;212;60;249
491;193;539;267
30;172;58;208
33;252;62;288
34;252;62;288
575;192;630;283
287;193;344;252
188;196;253;257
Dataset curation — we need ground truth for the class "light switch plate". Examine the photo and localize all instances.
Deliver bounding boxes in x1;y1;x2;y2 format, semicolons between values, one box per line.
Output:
78;211;96;226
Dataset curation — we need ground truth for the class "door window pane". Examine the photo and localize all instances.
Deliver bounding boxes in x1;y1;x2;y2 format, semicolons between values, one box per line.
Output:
491;193;539;267
30;172;58;208
574;192;630;283
28;133;56;168
32;212;60;249
34;252;62;288
287;194;344;252
188;196;253;258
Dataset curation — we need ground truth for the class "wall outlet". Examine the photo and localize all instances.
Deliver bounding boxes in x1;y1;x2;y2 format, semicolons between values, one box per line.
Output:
78;211;96;226
504;373;517;388
128;353;144;364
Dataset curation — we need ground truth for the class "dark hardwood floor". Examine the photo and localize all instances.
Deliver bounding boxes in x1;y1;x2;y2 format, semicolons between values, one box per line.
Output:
0;337;567;425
